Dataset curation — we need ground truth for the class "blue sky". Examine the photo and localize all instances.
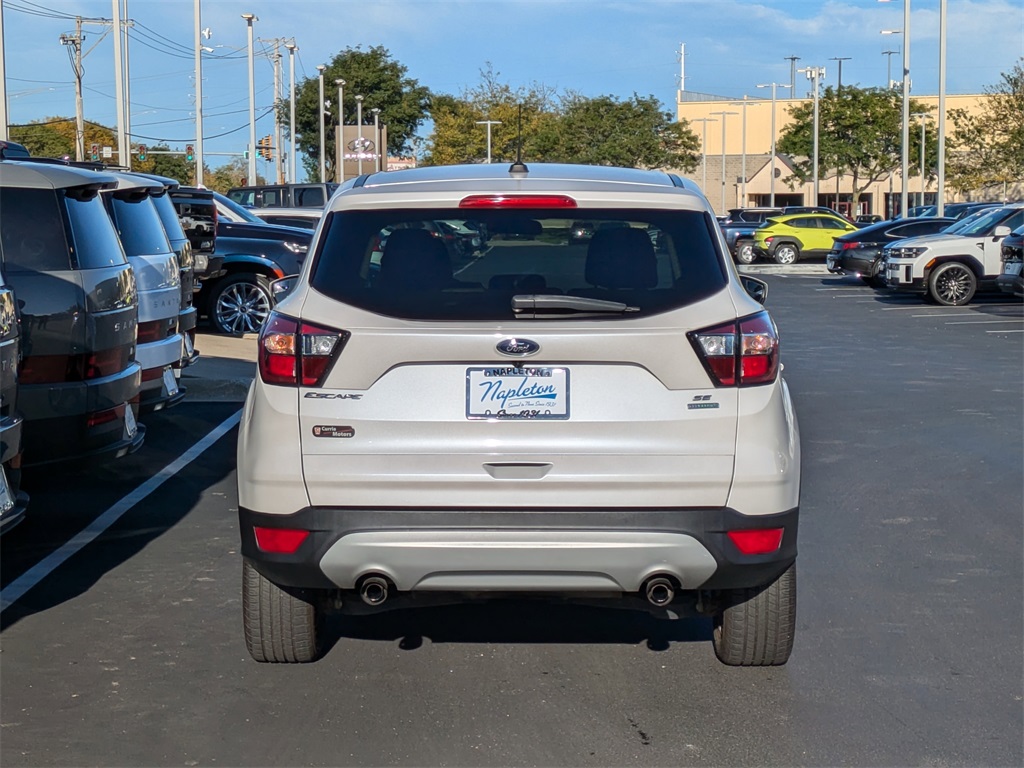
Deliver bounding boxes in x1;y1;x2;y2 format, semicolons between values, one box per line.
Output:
4;0;1022;170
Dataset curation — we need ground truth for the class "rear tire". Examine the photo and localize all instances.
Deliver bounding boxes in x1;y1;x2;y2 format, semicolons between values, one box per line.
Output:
773;243;799;265
735;243;757;265
712;563;796;666
242;559;324;663
928;262;977;306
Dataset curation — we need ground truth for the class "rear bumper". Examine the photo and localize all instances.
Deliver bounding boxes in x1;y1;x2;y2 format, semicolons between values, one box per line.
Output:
239;505;798;594
996;271;1023;297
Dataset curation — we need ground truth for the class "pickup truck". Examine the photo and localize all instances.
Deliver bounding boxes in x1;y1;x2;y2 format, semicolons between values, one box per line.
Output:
718;208;781;264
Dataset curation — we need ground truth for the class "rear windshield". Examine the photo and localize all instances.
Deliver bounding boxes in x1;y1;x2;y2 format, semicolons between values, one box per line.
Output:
150;191;187;245
0;188;72;271
310;208;726;321
107;195;172;257
65;191;129;269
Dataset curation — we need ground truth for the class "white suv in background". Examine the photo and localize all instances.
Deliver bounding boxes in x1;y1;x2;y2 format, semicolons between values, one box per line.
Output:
884;203;1024;305
236;163;801;666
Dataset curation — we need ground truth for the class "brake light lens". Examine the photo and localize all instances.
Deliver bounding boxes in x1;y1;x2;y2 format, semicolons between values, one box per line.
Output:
257;312;348;387
764;236;774;245
689;311;779;387
253;526;309;554
20;345;133;384
727;528;784;555
459;194;577;209
840;241;862;250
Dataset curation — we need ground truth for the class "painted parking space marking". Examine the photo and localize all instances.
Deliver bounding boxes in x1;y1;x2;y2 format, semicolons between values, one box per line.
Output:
944;319;1024;325
0;409;242;615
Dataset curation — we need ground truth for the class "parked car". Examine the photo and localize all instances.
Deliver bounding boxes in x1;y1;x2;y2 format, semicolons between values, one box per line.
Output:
827;217;957;287
854;214;884;227
251;207;324;231
236;162;800;667
168;186;221;293
172;190;313;335
0;268;29;533
996;224;1024;298
719;208;782;263
130;172;200;375
752;213;858;264
0;160;144;466
227;182;338;209
883;203;1024;305
101;173;186;412
0;140;31;160
782;205;852;222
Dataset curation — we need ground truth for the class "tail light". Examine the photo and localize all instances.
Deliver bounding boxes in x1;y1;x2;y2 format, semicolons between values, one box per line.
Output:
20;345;133;384
138;318;176;344
840;241;862;250
764;236;774;245
688;311;780;387
459;194;577;209
257;312;348;387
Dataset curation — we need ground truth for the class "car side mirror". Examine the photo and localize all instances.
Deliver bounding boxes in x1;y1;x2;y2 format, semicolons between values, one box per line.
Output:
993;225;1011;238
270;275;299;305
740;275;768;304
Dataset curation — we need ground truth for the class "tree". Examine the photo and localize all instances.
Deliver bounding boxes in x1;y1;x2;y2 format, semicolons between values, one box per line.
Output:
10;117;116;160
426;65;698;171
947;58;1024;195
287;45;431;181
133;145;194;185
777;86;935;209
204;158;265;194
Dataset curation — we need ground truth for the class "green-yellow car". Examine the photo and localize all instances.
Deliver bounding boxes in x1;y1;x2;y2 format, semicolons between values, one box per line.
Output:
752;213;857;265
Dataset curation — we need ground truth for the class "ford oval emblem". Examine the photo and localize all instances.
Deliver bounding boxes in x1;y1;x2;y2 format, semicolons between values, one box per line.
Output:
496;338;540;357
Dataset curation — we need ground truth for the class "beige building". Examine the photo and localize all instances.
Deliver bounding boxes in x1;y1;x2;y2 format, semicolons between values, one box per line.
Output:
674;92;1014;216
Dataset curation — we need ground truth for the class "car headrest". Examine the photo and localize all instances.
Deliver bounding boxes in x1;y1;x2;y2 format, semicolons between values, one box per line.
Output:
585;227;658;289
380;228;452;290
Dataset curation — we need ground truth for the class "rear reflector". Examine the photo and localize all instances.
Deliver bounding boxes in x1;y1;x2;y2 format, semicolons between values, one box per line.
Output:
86;402;124;429
459;194;577;209
253;527;309;554
727;528;784;555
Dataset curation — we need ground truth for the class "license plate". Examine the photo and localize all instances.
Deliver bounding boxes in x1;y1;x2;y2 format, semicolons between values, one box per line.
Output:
1004;261;1022;276
162;367;179;398
466;367;569;420
0;466;13;515
827;255;838;268
184;332;194;357
123;403;137;439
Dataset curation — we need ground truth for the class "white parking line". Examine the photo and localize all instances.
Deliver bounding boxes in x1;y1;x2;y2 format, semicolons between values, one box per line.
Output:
987;329;1024;333
0;409;243;615
944;319;1024;325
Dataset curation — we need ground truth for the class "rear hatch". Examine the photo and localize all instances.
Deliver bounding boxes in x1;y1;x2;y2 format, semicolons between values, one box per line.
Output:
288;202;756;510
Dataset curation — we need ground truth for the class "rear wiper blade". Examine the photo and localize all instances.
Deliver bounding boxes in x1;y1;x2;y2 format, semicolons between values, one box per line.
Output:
512;294;640;315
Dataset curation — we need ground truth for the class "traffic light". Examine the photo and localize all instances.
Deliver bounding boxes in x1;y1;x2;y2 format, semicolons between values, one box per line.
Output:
137;144;147;161
185;144;195;162
90;143;100;161
258;135;272;160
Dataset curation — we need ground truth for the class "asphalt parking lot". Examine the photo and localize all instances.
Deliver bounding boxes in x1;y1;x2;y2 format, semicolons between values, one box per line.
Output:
1;272;1021;767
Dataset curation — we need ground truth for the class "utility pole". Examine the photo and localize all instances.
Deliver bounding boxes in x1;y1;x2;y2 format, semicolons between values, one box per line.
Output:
784;55;801;98
272;39;283;183
286;42;298;183
111;0;127;165
60;18;86;161
194;0;204;185
123;0;132;168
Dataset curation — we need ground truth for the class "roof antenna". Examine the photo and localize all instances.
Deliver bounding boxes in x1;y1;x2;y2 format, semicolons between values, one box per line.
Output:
508;103;528;177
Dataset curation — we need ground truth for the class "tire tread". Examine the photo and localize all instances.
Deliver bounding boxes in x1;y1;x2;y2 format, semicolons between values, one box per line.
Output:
713;564;796;666
242;559;321;663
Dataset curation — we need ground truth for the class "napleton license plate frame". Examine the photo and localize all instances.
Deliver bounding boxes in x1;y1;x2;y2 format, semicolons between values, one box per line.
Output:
465;366;570;420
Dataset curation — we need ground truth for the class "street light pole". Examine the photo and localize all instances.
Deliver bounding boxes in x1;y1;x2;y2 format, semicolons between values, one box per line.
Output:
355;95;364;175
242;12;258;184
285;41;297;183
882;49;899;88
335;79;345;181
799;66;826;204
112;0;127;165
729;97;760;207
911;112;931;207
756;82;779;207
880;0;911;217
371;107;381;172
710;110;738;213
937;0;947;215
475;120;502;163
691;117;717;197
316;65;326;182
194;0;204;184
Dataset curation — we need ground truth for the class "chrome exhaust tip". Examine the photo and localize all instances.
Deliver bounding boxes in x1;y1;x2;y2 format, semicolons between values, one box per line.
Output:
644;576;675;607
359;575;389;606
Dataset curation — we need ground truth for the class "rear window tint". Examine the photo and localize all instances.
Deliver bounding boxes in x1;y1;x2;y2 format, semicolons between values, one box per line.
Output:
0;188;72;272
65;192;128;269
294;187;324;207
107;195;172;257
150;192;187;246
310;209;726;321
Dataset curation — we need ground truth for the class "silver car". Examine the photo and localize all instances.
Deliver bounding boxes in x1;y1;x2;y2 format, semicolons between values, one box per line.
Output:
237;163;801;666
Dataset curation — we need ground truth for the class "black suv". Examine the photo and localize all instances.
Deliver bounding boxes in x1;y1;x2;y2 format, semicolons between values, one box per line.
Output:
171;189;313;334
0;161;144;466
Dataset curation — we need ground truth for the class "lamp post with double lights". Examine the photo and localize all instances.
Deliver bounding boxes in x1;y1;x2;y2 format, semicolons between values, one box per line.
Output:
316;65;327;182
755;82;780;207
242;13;258;184
799;66;826;205
285;42;297;183
710;110;738;212
691;117;717;197
880;0;910;218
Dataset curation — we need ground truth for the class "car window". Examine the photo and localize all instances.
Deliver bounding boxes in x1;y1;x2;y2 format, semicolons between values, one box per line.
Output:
213;192;264;223
294;187;325;207
262;215;319;230
890;220;950;238
64;191;129;269
1001;210;1024;231
0;188;72;271
150;191;187;244
107;195;172;256
791;218;816;228
956;208;1018;237
262;188;282;207
310;209;726;321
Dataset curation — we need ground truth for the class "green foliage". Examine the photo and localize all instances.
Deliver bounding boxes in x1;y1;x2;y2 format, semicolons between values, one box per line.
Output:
287;45;431;181
777;86;936;207
425;65;698;171
948;58;1024;194
10;118;116;160
204;158;265;194
133;145;194;185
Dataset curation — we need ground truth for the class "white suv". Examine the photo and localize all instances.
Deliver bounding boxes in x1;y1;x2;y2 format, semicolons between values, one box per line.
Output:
237;163;801;666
